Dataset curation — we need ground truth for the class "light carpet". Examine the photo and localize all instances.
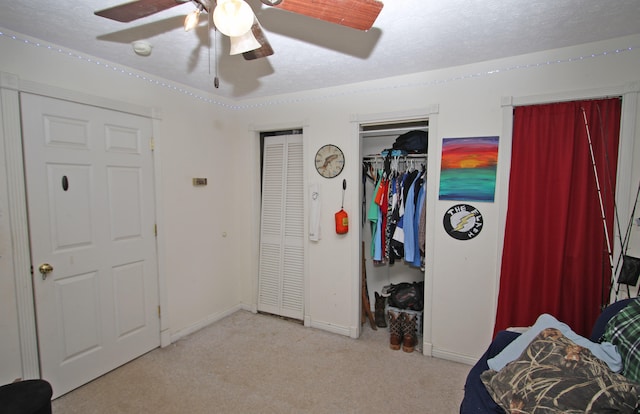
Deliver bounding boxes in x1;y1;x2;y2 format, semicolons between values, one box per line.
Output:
52;310;471;413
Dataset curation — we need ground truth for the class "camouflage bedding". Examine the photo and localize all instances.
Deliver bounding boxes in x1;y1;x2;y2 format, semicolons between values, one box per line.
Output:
481;328;639;413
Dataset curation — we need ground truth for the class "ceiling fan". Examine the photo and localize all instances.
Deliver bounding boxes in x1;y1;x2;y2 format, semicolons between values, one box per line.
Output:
94;0;384;60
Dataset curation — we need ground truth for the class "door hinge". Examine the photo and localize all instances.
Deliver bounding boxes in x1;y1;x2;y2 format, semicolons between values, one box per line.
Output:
154;224;157;237
158;305;161;318
150;137;155;151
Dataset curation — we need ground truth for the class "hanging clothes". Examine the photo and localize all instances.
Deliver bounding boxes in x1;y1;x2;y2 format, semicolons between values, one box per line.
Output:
376;176;389;261
389;170;407;261
411;174;426;269
403;170;422;263
368;172;382;261
363;155;427;268
387;174;402;263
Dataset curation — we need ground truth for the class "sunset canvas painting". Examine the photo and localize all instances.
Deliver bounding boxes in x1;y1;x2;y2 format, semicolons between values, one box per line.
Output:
439;136;499;202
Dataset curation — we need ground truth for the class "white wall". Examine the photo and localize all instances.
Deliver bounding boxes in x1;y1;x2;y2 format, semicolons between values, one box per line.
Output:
233;34;640;362
0;31;247;383
1;29;639;384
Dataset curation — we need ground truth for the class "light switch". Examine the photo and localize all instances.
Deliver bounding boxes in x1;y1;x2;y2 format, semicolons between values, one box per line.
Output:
192;178;207;186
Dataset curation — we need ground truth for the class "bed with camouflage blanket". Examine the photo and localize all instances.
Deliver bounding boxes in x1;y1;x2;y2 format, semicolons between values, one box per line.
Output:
460;298;640;414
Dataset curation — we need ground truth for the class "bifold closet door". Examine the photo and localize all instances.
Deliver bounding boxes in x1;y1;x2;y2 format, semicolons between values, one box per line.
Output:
258;134;304;320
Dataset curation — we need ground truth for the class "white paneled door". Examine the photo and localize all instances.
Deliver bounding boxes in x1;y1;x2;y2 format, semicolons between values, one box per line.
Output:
258;134;304;320
20;93;159;398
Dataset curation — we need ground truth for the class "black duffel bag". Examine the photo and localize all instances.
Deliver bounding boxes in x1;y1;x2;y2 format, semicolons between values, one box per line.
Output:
392;130;427;153
387;281;424;311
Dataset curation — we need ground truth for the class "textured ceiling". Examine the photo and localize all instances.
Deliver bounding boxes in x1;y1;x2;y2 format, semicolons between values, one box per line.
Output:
1;0;639;101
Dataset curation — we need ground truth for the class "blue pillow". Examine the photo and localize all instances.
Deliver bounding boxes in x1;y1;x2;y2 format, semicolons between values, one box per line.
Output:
487;313;622;372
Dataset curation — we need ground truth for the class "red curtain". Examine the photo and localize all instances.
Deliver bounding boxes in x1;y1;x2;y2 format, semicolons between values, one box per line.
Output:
494;98;621;337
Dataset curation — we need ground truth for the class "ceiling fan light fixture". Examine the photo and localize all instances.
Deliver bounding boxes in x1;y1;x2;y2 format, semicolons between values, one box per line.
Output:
229;26;261;55
213;0;254;37
184;5;203;32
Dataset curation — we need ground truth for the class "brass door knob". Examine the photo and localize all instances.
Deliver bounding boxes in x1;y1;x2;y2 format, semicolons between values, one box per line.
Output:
38;263;53;280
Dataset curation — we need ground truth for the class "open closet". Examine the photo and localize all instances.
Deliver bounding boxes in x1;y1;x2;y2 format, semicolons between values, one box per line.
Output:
359;119;428;352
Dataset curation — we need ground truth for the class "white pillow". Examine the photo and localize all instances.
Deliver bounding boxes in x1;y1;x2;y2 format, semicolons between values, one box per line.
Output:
487;313;622;372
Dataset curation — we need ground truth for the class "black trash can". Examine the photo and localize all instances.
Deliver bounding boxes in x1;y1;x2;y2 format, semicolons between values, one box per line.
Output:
0;380;52;414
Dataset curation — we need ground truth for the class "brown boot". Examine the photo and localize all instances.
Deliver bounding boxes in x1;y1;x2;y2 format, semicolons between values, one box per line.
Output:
402;312;417;353
388;309;402;350
374;292;387;328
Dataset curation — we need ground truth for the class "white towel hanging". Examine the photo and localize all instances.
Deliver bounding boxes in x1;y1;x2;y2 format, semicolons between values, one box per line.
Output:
309;183;321;241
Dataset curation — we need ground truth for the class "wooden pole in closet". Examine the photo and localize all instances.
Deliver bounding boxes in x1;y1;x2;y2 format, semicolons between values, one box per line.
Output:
361;241;377;330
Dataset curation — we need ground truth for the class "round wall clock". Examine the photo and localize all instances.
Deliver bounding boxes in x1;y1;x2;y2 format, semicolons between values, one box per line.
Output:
314;144;345;178
443;204;484;240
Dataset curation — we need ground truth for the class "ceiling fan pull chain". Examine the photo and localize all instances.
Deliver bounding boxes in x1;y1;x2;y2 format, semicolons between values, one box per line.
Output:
214;27;220;89
208;11;220;89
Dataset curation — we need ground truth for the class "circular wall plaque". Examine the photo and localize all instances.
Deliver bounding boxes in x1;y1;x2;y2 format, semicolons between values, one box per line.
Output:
443;204;484;240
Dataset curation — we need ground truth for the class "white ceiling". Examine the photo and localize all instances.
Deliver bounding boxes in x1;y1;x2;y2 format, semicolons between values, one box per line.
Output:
1;0;639;101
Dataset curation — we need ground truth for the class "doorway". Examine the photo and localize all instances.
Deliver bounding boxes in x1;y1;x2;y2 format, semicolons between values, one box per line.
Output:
21;93;160;397
257;130;305;320
360;120;429;294
358;118;430;351
495;98;622;336
351;106;439;352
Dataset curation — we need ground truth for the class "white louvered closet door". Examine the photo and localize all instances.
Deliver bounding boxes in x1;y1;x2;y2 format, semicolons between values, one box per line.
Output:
258;134;304;320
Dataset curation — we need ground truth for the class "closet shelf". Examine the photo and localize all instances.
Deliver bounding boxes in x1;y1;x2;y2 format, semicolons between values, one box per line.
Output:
360;125;428;138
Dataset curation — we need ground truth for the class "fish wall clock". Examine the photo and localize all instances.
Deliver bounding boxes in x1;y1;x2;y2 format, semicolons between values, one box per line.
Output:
315;144;345;178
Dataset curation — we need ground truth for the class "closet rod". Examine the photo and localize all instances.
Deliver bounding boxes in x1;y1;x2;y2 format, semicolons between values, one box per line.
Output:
362;154;427;161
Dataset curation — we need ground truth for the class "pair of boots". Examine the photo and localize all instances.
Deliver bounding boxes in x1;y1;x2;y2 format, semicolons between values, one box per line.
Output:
374;292;387;328
388;309;417;352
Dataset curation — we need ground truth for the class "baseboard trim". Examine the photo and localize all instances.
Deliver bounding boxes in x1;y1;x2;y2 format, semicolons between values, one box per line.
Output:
308;318;352;337
422;340;433;356
432;347;476;366
160;329;171;348
168;304;245;344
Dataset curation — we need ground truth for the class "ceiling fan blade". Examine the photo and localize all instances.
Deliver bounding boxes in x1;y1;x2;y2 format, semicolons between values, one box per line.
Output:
242;18;274;60
95;0;186;23
271;0;383;31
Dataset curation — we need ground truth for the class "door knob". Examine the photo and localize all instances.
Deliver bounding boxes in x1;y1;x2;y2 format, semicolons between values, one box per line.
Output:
38;263;53;280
